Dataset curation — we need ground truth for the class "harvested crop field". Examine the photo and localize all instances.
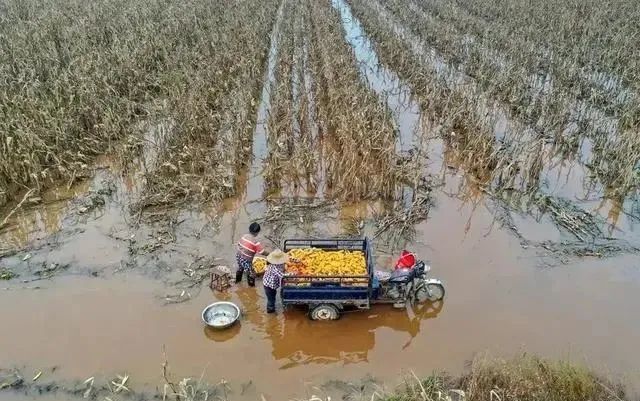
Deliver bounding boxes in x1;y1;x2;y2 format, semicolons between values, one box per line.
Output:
1;0;640;399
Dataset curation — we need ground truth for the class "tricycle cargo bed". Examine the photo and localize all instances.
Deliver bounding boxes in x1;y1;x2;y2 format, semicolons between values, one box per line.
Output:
283;239;368;252
281;238;374;307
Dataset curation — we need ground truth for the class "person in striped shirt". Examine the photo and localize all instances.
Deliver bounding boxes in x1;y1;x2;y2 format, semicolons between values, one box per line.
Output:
235;222;268;287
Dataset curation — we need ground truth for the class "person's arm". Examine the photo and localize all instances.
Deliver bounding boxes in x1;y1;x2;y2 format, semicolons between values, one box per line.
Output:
255;241;268;256
275;266;286;279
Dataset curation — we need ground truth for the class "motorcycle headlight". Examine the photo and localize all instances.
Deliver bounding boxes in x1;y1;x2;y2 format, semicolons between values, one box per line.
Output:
423;263;431;273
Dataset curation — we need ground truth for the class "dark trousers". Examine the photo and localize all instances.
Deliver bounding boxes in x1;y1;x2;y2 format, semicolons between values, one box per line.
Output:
264;286;278;313
235;268;255;287
235;254;255;287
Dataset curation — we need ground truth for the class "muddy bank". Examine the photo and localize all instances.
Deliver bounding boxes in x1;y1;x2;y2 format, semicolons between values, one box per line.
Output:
0;354;630;401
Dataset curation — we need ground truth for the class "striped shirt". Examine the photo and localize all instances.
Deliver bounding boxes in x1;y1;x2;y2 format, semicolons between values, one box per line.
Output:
263;263;286;289
237;234;265;260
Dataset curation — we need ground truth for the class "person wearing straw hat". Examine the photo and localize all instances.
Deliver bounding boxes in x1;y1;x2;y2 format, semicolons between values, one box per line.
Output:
263;249;289;314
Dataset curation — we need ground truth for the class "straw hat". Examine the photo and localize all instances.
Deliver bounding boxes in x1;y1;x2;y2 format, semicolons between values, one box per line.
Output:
267;249;288;265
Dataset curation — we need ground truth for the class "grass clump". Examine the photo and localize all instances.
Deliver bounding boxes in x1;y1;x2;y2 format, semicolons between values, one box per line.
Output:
383;355;626;401
464;355;623;401
0;267;17;280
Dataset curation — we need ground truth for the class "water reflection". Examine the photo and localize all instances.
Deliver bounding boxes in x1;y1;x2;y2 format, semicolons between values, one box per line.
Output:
203;324;241;342
0;180;91;248
235;286;267;328
264;301;444;369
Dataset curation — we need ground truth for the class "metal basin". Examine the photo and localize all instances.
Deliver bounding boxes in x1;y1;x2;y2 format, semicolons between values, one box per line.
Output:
201;302;241;329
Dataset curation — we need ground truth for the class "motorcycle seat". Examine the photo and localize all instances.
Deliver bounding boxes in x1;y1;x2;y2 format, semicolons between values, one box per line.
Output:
374;270;391;282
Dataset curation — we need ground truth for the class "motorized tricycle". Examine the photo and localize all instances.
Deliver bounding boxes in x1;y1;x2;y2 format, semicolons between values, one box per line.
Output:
280;238;445;320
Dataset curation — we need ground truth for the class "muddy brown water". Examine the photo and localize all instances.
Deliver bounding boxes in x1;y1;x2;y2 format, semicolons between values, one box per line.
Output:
2;2;640;400
2;179;640;400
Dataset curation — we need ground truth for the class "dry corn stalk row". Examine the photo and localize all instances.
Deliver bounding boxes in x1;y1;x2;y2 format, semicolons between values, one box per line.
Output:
346;0;632;247
132;0;281;211
287;2;322;194
399;0;624;143
291;2;326;195
263;0;325;198
348;0;503;186
385;0;640;200
0;0;177;208
308;0;398;201
264;0;295;195
373;0;640;200
350;0;634;209
487;190;640;263
445;0;640;123
373;188;433;251
0;0;281;216
420;0;634;145
260;199;336;245
361;0;565;164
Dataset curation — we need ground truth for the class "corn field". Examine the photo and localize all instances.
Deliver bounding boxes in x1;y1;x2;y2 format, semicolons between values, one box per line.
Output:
1;0;639;254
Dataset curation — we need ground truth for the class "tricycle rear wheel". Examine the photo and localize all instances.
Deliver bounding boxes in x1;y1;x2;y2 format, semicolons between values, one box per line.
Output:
310;304;340;321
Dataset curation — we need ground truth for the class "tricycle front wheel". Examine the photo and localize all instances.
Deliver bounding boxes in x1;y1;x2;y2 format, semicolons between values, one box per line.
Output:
415;282;445;302
310;304;340;321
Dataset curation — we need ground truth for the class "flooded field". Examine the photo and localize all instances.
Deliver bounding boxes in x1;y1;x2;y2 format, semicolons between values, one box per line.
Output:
2;209;640;400
2;0;640;399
